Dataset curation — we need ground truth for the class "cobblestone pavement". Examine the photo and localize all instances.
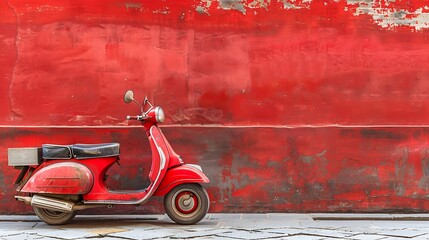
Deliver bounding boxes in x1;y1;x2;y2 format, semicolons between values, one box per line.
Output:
1;214;429;239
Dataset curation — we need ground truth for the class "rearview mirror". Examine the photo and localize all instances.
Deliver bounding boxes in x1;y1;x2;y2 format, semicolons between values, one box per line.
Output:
123;90;134;103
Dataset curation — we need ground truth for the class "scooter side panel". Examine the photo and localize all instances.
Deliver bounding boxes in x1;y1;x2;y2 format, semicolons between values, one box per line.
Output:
82;126;170;203
21;162;93;194
153;164;209;196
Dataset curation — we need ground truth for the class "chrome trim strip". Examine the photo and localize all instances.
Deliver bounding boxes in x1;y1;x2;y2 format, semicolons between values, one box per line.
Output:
186;164;203;172
158;146;166;170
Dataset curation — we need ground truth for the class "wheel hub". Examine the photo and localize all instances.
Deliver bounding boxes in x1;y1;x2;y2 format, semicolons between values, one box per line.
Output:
175;191;198;214
42;209;68;218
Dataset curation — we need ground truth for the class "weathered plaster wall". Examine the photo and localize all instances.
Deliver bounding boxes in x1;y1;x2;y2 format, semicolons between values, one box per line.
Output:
1;0;429;214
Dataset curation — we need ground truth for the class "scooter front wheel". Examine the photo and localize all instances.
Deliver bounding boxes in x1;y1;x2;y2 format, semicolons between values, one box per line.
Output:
33;207;77;225
164;183;209;225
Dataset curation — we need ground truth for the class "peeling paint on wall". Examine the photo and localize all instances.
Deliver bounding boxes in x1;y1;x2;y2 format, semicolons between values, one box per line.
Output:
278;0;312;10
196;0;429;31
348;0;429;31
125;2;143;12
248;0;270;10
219;0;247;14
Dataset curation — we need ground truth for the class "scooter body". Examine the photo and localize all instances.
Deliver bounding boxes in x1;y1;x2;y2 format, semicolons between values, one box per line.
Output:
9;90;210;225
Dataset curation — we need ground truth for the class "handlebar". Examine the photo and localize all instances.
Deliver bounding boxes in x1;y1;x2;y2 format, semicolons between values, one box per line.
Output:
126;115;144;121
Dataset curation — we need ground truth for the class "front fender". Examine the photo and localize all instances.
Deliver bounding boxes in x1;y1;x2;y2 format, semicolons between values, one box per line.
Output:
153;164;209;196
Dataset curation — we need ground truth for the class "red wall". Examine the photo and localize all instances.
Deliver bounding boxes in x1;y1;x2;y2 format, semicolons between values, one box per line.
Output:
2;0;429;213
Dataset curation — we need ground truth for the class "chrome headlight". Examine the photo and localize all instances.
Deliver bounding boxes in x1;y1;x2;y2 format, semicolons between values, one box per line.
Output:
155;107;165;123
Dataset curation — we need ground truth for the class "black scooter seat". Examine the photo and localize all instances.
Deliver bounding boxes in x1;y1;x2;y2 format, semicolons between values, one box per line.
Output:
42;143;120;160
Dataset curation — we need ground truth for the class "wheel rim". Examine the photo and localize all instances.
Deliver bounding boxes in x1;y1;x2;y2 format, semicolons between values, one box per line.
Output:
40;208;69;219
172;188;201;218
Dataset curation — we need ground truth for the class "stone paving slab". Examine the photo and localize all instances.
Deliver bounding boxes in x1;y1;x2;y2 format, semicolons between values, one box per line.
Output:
298;228;357;238
216;229;283;239
0;233;65;240
191;237;242;240
311;213;395;220
109;228;175;239
30;228;96;239
381;237;422;240
0;222;38;232
0;234;26;240
410;235;429;240
307;220;414;232
168;228;233;238
261;227;306;236
377;229;428;238
282;235;326;240
346;234;387;240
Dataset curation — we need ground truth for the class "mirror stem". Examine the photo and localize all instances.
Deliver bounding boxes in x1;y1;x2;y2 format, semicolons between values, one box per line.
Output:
132;99;144;113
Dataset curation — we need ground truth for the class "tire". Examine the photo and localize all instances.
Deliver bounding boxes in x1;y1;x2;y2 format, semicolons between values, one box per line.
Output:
164;183;209;225
33;207;77;225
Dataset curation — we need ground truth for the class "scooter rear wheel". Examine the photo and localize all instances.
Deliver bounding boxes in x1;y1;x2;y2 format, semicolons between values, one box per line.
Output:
33;207;77;225
164;183;209;225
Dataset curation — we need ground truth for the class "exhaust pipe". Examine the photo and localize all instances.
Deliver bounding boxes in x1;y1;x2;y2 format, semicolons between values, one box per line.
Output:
15;195;107;212
31;195;74;212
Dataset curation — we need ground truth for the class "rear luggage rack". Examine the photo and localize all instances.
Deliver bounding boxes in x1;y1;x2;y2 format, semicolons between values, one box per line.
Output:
8;148;42;166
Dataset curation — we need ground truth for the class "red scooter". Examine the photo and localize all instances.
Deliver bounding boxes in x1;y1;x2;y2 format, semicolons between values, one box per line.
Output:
8;90;210;225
